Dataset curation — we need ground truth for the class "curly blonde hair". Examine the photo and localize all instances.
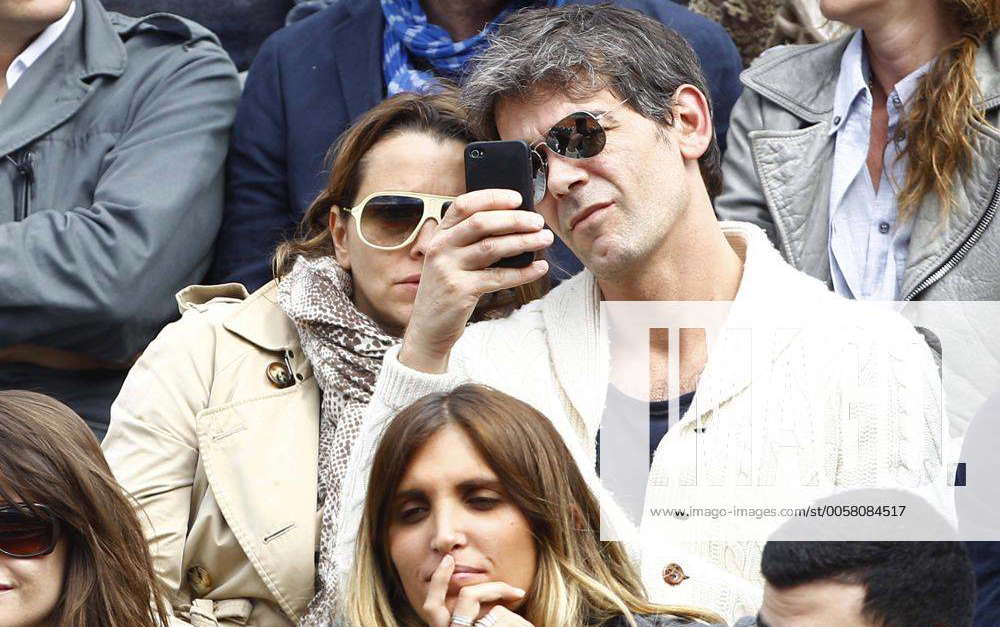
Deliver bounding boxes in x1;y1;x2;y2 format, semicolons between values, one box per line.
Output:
897;0;1000;220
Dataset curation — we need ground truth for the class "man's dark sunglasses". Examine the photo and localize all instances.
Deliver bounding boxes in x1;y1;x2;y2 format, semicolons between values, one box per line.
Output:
528;98;628;203
0;504;61;558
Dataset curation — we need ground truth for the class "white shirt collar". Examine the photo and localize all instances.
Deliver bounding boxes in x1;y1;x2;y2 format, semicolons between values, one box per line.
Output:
2;1;77;99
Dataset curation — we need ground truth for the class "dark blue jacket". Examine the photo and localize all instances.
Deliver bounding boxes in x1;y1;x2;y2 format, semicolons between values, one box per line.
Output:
213;0;742;289
958;392;1000;627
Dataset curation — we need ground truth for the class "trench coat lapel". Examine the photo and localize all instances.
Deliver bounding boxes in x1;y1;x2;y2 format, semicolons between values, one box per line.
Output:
196;283;320;620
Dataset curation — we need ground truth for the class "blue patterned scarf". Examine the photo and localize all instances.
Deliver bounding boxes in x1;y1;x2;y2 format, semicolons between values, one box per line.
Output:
381;0;565;94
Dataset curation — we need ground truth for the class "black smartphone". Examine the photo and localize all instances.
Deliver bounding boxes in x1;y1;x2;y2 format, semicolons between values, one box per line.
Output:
464;140;537;269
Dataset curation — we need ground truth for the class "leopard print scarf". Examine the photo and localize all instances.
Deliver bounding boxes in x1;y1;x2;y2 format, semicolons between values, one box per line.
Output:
276;255;400;626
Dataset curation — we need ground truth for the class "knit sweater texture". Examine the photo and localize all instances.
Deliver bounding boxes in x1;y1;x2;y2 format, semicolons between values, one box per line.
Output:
334;222;947;622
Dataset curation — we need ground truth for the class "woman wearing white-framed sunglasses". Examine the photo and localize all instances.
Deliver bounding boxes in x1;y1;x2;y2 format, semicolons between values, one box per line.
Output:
103;89;548;627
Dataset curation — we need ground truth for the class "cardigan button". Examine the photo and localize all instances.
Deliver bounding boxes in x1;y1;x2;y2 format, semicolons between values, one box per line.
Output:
187;565;212;596
662;563;689;586
266;361;293;388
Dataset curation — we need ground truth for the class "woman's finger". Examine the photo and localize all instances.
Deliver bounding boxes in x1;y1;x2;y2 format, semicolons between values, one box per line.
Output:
475;260;550;295
422;554;455;627
439;189;523;230
449;581;527;625
443;208;546;249
474;605;534;626
446;229;552;274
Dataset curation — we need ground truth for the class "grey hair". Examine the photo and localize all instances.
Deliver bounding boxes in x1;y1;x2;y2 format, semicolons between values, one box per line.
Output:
461;4;722;197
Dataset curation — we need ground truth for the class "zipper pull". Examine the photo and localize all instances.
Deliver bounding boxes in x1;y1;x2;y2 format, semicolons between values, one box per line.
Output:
14;151;34;184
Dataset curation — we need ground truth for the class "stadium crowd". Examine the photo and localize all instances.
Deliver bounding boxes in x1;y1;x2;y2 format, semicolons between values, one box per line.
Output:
0;0;998;625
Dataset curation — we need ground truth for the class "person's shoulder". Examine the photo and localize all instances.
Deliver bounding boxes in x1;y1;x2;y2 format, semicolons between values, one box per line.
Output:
176;282;251;317
105;9;224;51
741;34;853;89
103;8;237;79
261;0;376;54
577;0;735;50
155;283;252;349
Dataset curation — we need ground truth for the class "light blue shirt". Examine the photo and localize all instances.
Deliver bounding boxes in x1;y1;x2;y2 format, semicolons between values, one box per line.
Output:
827;31;930;300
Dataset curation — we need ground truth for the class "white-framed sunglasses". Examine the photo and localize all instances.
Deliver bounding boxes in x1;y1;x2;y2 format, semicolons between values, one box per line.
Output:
339;191;455;250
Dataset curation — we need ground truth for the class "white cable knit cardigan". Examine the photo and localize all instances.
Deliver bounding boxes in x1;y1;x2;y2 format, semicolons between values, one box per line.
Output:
333;222;946;622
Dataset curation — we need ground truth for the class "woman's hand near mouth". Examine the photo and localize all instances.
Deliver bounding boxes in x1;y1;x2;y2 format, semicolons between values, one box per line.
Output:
419;554;532;627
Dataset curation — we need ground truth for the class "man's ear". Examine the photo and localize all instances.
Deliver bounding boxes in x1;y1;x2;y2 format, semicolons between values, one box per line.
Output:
669;84;713;161
330;208;351;270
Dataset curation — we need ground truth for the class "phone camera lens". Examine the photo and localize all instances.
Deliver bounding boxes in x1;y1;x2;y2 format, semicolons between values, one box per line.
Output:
470;149;484;159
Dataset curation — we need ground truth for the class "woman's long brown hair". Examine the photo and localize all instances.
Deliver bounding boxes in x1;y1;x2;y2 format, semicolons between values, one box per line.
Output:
0;391;168;627
897;0;1000;220
346;384;723;627
273;89;546;319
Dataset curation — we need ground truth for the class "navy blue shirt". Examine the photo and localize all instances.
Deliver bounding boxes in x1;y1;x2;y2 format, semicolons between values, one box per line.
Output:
597;385;695;473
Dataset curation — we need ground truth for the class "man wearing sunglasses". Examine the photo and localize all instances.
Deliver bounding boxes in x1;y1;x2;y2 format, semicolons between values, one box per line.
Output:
335;5;947;623
213;0;744;292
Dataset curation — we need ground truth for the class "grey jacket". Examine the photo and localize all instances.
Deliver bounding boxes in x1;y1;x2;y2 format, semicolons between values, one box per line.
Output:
715;33;1000;300
0;0;240;362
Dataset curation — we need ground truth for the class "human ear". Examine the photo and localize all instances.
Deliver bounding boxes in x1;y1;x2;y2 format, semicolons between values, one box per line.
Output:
330;208;352;270
669;84;713;161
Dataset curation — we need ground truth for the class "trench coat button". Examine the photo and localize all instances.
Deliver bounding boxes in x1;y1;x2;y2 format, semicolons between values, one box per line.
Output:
266;361;293;388
662;563;689;586
187;565;212;596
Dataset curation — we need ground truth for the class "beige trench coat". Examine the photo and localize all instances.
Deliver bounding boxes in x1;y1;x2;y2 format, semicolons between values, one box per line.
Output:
103;282;320;626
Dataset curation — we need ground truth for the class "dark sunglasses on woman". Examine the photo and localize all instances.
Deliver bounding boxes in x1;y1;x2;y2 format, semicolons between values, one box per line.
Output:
0;504;61;558
338;192;455;250
528;98;629;202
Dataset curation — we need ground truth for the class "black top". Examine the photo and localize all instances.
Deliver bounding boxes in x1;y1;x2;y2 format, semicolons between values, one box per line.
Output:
597;386;695;474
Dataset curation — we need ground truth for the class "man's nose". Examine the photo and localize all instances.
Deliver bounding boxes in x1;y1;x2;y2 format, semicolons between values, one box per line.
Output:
543;151;589;200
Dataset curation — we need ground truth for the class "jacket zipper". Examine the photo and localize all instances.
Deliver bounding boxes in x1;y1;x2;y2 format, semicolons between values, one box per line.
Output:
903;168;1000;301
6;152;35;221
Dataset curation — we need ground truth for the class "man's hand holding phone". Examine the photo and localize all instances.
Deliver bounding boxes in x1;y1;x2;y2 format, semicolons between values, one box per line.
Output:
398;188;552;374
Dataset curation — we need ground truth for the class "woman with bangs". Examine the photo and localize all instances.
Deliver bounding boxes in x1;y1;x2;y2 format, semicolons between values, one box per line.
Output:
0;390;168;627
346;384;725;627
717;0;1000;302
101;90;548;626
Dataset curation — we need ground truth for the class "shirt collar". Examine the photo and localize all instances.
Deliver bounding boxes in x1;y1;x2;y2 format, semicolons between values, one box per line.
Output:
4;1;77;94
892;56;933;112
829;29;935;135
829;30;868;136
